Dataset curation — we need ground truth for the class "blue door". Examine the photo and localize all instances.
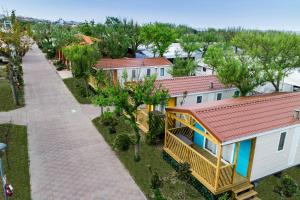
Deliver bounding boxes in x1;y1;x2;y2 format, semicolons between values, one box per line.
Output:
236;140;252;177
193;123;205;148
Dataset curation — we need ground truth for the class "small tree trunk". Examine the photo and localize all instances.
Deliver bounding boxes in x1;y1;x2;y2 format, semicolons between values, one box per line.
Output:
100;106;104;115
9;65;19;105
84;79;89;97
134;126;141;161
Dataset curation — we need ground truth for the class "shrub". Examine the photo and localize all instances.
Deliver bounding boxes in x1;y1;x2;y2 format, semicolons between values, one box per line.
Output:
113;134;131;151
218;193;231;200
101;111;116;126
146;111;165;145
274;175;298;197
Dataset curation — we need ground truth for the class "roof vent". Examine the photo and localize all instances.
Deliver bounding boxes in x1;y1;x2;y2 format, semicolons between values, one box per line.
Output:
209;82;214;89
293;109;300;120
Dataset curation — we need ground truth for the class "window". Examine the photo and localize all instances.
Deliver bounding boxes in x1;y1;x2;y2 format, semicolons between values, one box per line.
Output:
197;96;202;103
203;67;207;72
160;68;165;76
217;93;222;100
146;68;151;76
278;132;287;151
234;90;240;97
205;139;217;155
132;70;136;79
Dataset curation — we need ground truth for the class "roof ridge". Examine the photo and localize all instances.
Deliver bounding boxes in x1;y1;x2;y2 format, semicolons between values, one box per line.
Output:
199;92;298;113
156;75;217;82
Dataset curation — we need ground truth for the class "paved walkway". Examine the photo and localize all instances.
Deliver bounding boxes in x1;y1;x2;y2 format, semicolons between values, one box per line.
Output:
5;44;146;200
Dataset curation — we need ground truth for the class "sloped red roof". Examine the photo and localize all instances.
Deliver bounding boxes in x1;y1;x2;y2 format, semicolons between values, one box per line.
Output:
155;75;234;96
167;92;300;142
95;57;172;69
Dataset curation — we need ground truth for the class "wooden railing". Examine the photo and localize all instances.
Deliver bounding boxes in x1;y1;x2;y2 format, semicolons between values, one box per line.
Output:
169;127;194;141
218;164;234;188
164;130;236;192
165;130;217;187
137;108;149;132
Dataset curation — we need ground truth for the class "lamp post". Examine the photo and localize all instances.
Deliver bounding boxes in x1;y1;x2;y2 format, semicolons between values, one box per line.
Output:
0;143;8;200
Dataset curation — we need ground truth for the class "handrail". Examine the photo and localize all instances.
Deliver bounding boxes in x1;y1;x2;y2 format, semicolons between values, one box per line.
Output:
167;130;216;168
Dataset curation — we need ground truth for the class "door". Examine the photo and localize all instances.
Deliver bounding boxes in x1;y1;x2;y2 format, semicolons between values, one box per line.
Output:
236;140;252;177
167;97;176;107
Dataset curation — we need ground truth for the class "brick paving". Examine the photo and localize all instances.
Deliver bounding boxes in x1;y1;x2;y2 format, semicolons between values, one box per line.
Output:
12;44;146;200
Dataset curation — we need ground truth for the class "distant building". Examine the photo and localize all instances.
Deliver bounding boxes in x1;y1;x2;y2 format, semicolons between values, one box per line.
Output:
93;57;172;88
256;69;300;93
136;43;213;76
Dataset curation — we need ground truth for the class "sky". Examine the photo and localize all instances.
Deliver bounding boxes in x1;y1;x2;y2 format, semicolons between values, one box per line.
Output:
1;0;300;31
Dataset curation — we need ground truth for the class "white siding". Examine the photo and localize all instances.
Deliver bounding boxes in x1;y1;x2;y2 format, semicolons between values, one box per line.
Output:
116;65;172;85
176;89;237;106
250;126;300;181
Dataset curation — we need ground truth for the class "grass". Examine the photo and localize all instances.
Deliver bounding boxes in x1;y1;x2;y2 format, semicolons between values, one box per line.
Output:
256;167;300;200
0;124;30;200
63;78;94;104
0;79;24;112
92;116;205;200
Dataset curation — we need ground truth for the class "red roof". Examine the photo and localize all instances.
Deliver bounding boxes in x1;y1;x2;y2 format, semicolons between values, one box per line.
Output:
95;57;172;69
155;75;234;96
167;92;300;142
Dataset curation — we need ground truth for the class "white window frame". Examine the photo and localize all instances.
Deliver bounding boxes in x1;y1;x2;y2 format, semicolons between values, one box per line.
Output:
132;69;136;79
146;68;151;77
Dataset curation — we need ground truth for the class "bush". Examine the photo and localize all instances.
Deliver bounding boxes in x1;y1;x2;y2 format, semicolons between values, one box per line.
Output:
53;60;65;71
113;134;131;151
101;112;114;126
218;193;231;200
274;175;298;197
146;111;165;145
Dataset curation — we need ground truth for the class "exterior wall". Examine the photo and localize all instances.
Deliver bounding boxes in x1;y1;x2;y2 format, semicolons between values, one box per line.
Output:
176;89;237;107
250;125;300;181
115;65;172;85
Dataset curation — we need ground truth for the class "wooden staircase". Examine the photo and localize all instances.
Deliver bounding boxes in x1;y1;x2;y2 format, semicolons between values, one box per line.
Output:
232;182;260;200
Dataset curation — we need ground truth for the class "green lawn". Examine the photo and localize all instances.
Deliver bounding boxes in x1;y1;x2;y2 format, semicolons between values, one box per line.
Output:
63;78;94;104
0;79;24;112
92;116;204;200
0;124;30;200
256;167;300;200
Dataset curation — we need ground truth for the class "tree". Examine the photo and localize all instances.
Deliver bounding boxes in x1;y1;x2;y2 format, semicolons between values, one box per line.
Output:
123;19;142;57
198;29;223;57
141;23;177;57
63;44;100;96
179;34;202;58
93;75;169;161
233;31;300;92
204;44;227;74
169;57;197;77
205;45;264;96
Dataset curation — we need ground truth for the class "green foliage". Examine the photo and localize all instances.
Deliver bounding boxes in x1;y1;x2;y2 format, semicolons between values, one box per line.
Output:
169;57;198;77
177;162;192;183
274;175;298;197
146;111;165;145
232;31;300;91
204;44;264;96
141;23;177;57
101;111;114;126
148;166;164;190
113;133;131;151
217;193;231;200
179;34;202;58
63;78;93;104
93;75;169;160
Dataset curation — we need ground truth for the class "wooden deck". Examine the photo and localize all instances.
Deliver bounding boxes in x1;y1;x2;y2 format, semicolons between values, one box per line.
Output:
164;127;248;195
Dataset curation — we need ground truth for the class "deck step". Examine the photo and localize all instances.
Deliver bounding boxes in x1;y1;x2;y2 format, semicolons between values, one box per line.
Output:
236;190;258;200
232;183;254;194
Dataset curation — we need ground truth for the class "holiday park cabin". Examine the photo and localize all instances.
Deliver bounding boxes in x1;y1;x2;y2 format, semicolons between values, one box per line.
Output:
137;75;238;133
56;34;99;69
164;92;300;199
90;57;172;89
